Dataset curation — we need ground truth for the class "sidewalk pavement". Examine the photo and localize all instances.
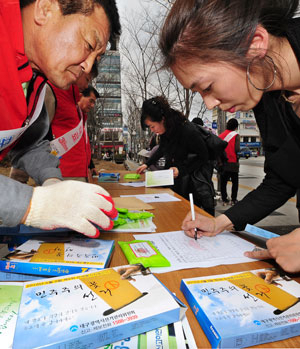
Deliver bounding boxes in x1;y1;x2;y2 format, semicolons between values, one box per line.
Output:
212;173;299;236
124;160;299;235
124;159;140;171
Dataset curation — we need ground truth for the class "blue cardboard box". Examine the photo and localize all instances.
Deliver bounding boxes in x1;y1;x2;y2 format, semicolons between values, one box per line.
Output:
181;268;300;348
13;266;186;348
98;173;120;182
0;238;114;277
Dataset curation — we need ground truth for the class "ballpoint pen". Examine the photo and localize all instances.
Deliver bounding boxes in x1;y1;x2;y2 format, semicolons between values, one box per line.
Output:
189;193;198;241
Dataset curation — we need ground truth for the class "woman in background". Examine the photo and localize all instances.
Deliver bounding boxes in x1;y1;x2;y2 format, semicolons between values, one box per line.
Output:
136;96;215;215
160;0;300;272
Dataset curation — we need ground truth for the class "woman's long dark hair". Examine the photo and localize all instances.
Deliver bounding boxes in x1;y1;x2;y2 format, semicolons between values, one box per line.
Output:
160;0;299;69
141;96;186;138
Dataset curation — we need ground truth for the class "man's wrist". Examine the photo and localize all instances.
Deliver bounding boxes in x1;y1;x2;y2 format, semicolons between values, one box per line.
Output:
21;199;32;224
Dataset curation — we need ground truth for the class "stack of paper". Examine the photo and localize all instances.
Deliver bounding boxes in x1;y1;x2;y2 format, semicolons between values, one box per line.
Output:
134;231;256;273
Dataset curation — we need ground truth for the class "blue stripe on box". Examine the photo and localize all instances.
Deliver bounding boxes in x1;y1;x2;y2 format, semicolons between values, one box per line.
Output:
245;224;279;240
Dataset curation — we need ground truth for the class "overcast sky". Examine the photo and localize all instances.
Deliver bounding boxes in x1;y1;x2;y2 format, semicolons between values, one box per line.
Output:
116;0;145;17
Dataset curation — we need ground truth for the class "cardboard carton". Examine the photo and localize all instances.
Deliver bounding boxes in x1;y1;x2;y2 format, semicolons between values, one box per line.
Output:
0;282;23;349
0;238;114;277
13;265;186;348
181;268;300;348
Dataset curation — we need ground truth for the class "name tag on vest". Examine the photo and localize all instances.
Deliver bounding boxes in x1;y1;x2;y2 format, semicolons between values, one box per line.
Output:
50;117;84;158
0;85;46;151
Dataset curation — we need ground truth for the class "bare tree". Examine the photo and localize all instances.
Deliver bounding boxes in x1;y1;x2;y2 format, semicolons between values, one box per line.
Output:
196;100;208;119
119;0;215;163
144;0;174;9
120;2;198;157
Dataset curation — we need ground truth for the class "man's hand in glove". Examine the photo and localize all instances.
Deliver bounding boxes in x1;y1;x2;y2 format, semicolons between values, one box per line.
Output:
22;180;118;238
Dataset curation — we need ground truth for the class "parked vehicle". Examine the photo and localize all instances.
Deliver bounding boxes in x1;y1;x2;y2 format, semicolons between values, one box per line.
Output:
238;147;252;159
251;150;258;157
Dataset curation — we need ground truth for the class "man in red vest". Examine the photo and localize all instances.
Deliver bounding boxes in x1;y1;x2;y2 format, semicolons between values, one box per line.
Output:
10;67;98;183
218;118;240;206
51;85;100;182
0;0;120;237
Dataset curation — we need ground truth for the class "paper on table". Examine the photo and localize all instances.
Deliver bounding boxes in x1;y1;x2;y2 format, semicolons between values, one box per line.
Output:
145;169;174;187
120;181;145;187
120;193;181;203
133;231;256;273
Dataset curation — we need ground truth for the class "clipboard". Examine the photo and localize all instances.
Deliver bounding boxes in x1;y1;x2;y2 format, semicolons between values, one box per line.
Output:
113;197;154;211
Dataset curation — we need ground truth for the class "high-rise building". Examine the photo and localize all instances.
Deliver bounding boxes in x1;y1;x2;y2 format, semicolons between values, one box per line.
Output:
90;41;125;158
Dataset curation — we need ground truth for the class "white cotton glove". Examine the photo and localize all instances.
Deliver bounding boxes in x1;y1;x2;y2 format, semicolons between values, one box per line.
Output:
42;178;62;186
24;180;118;237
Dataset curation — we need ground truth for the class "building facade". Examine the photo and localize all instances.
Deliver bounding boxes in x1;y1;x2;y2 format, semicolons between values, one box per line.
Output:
90;42;125;159
212;109;262;154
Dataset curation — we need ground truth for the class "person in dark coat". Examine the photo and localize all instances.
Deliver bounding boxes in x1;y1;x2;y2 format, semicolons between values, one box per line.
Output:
160;0;300;273
136;96;215;215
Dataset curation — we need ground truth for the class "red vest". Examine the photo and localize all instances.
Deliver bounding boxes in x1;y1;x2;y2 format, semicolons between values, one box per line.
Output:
51;85;91;178
0;1;47;159
219;129;238;163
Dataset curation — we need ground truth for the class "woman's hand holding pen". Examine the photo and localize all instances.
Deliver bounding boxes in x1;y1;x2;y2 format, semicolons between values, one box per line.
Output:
182;213;234;239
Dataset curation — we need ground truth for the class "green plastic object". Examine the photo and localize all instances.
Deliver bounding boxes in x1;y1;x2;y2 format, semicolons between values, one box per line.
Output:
116;207;128;214
118;240;171;268
127;212;154;220
113;217;127;227
123;173;141;180
113;208;154;228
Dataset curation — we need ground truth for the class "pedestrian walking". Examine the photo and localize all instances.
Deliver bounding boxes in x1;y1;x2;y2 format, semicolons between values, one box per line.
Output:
219;118;240;206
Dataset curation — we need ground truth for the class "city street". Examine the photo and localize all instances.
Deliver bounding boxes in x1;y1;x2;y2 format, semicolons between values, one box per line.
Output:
125;156;299;235
214;156;299;234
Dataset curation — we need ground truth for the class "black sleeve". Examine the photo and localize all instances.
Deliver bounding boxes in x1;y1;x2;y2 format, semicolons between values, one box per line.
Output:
89;159;95;169
224;169;296;231
176;123;209;175
145;145;164;167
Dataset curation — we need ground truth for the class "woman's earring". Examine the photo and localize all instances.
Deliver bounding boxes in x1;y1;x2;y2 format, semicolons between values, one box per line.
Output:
247;55;277;91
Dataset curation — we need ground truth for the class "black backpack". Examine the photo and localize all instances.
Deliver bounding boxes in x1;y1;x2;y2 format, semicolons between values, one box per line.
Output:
194;124;228;160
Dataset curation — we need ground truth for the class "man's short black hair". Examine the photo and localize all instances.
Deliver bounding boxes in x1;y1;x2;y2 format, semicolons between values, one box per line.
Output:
82;85;100;98
226;118;239;131
20;0;121;43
